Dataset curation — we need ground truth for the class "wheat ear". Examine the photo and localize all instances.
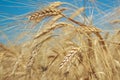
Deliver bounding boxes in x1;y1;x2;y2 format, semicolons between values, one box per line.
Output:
76;26;101;34
10;51;24;76
49;1;62;8
110;19;120;24
59;47;80;69
34;22;70;39
26;35;52;74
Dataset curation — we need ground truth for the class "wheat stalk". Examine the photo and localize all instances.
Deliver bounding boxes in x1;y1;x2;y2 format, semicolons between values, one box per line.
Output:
70;7;85;19
94;32;107;51
0;43;15;54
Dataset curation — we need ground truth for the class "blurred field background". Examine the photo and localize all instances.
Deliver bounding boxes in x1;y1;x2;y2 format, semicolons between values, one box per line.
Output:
0;0;120;80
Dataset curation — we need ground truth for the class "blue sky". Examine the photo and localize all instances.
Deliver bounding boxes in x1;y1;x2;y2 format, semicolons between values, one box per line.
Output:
0;0;119;44
0;0;118;15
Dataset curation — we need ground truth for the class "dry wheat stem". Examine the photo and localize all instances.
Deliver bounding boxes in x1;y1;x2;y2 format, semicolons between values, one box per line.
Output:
61;14;86;27
70;7;85;19
0;43;15;54
94;32;107;51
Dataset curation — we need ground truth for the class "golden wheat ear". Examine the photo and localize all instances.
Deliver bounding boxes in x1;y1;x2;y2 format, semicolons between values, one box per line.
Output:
28;8;67;23
110;19;120;24
59;47;80;69
78;26;101;34
28;1;64;23
49;1;63;8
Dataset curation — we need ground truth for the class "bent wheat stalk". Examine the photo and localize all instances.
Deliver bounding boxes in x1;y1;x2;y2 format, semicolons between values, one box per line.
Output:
70;7;85;19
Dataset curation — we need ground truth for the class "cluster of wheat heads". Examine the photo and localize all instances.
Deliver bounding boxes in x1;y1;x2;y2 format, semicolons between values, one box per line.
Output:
0;1;120;80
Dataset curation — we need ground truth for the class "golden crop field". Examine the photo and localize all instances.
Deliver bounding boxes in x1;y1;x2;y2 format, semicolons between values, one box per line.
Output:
0;1;120;80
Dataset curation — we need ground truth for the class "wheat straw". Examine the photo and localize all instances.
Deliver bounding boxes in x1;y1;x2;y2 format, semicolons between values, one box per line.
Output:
0;43;15;54
70;7;85;19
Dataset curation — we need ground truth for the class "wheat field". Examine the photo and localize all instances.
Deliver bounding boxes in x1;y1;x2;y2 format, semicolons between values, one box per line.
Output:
0;1;120;80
